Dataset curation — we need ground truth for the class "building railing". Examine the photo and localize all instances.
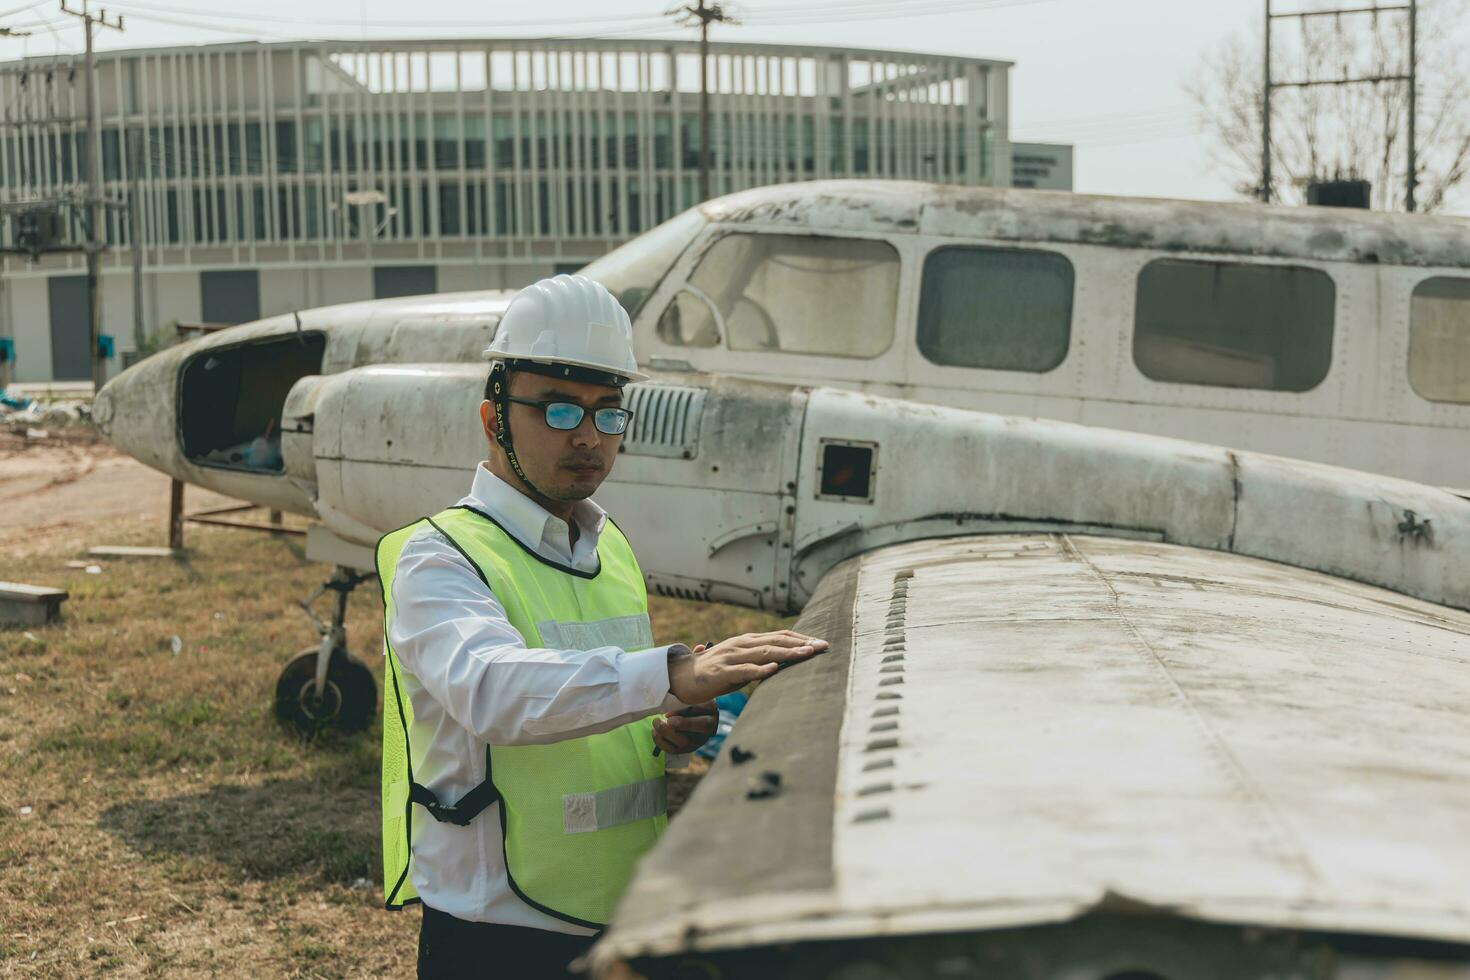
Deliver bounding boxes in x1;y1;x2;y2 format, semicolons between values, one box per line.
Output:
0;39;1010;265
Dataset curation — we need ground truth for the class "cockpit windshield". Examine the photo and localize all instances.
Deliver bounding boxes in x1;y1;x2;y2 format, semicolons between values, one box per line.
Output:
578;207;707;319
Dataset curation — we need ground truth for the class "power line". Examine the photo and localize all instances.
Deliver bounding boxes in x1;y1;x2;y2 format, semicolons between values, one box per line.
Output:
102;8;325;41
744;0;1055;25
107;4;690;43
93;0;1061;42
105;0;674;31
0;0;43;19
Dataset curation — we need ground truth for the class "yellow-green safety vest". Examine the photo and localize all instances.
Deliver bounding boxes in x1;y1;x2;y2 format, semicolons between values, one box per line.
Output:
376;505;667;928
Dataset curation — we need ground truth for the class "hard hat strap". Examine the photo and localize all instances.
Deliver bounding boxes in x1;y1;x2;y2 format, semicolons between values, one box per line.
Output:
489;360;546;500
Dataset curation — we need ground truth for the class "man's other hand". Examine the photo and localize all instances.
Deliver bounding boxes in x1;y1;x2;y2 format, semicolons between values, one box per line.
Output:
668;631;828;705
652;700;717;754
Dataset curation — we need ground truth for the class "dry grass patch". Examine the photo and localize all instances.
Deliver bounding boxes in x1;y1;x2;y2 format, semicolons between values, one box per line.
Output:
0;514;787;978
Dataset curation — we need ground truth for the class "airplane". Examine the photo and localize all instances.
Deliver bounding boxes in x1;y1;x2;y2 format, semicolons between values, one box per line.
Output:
91;177;1470;725
92;180;1470;976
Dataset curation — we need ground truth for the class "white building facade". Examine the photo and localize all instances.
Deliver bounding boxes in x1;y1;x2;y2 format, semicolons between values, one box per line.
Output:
0;38;1018;383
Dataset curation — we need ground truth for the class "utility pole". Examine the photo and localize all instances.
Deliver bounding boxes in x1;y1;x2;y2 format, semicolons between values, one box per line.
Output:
1261;0;1272;203
669;0;737;202
127;129;143;355
60;0;123;394
1262;0;1417;211
1406;0;1417;212
0;26;31;389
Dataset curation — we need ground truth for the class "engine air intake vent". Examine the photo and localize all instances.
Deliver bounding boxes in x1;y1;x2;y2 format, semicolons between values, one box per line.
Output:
620;383;706;459
647;574;713;601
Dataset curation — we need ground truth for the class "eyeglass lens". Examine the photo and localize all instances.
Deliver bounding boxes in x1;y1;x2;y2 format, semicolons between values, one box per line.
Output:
543;402;630;435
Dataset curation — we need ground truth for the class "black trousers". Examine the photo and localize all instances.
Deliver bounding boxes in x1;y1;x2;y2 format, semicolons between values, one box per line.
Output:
417;905;598;979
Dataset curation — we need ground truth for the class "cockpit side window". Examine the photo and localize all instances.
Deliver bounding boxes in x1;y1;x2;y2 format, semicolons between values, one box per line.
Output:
656;290;722;348
657;233;899;358
1408;277;1470;404
578;208;706;319
1133;259;1335;393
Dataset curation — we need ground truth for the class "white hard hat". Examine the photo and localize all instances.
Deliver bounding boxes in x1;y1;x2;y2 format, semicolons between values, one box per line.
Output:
483;274;648;384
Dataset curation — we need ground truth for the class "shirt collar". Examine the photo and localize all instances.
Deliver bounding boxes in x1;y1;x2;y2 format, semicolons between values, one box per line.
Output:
466;463;608;554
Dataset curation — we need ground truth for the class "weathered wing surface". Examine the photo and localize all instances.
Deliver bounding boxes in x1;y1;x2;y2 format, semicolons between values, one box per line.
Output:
595;534;1470;971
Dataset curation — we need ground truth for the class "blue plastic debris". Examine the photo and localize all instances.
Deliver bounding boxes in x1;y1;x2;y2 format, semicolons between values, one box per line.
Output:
0;385;31;412
696;690;748;761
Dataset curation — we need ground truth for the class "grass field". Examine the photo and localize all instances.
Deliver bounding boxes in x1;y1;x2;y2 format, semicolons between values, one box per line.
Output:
0;510;787;978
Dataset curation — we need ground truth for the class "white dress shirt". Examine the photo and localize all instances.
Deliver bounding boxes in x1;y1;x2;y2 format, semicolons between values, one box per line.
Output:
388;463;686;934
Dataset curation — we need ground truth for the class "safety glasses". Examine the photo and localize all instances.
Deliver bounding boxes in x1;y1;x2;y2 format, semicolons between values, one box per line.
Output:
505;396;634;435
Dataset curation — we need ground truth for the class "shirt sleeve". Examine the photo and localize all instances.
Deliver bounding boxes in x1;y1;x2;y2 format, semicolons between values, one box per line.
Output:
388;527;686;746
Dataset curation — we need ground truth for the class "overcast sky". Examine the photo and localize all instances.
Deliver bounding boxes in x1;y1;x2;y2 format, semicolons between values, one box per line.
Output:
6;0;1467;214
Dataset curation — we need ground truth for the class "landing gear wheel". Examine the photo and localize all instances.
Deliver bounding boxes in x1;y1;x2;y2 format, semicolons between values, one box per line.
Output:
274;647;377;734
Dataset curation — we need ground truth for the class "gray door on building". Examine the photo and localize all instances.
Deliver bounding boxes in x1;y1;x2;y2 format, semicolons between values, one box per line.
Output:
373;265;437;299
48;276;91;381
201;270;261;325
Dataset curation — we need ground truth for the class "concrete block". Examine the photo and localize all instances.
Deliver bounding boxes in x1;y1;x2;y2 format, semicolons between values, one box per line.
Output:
0;582;68;626
87;546;185;559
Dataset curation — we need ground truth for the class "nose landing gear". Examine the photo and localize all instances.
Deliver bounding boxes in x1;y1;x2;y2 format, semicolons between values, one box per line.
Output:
274;566;378;734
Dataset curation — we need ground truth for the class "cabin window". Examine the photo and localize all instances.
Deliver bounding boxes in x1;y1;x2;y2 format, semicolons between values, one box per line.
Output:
1133;259;1334;392
916;246;1073;372
1408;277;1470;404
659;233;898;357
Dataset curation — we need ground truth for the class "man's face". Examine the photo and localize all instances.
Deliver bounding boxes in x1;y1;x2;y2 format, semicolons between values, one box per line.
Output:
483;371;624;501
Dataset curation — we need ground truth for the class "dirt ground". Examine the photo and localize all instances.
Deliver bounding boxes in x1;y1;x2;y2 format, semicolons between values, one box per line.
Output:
0;435;778;979
0;431;236;558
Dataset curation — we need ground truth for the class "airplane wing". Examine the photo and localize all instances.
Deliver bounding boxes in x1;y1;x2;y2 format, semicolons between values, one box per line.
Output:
592;532;1470;976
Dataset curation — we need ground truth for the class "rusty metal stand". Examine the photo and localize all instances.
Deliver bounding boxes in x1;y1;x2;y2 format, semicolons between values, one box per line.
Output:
168;478;185;550
167;479;303;547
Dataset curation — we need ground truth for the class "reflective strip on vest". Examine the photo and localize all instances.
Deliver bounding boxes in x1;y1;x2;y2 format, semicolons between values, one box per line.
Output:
537;614;653;652
563;776;667;835
377;505;665;927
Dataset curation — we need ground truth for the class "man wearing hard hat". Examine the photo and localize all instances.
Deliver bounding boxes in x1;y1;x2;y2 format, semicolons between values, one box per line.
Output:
375;275;827;978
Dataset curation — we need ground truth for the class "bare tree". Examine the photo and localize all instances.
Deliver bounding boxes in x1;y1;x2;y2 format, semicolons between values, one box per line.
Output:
1186;0;1470;212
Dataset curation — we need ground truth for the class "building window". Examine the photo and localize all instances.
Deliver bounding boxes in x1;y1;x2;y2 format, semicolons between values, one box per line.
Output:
1133;259;1335;392
917;245;1073;372
657;233;898;358
373;265;437;299
201;270;261;326
1408;276;1470;404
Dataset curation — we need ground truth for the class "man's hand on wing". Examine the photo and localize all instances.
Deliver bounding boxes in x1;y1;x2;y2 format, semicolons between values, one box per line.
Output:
667;630;828;705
